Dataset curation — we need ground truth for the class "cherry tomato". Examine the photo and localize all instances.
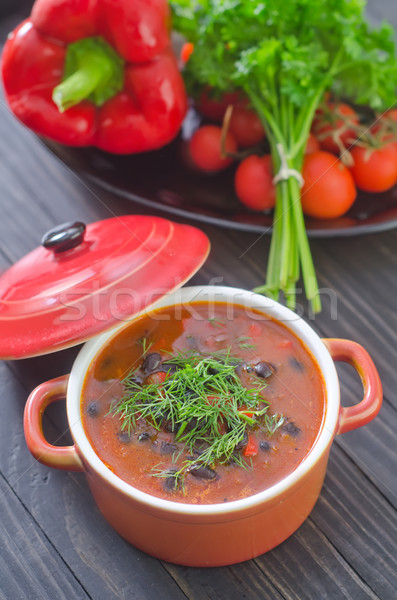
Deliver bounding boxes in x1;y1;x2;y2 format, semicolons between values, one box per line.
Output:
371;110;397;150
372;109;397;132
180;42;194;64
146;371;167;385
383;109;397;121
304;133;320;155
228;106;265;148
234;155;276;211
350;143;397;193
196;87;244;121
301;151;357;219
383;110;397;151
312;103;359;154
189;125;237;172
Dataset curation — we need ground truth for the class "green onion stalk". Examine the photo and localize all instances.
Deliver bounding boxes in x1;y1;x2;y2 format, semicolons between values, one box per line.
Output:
247;87;328;312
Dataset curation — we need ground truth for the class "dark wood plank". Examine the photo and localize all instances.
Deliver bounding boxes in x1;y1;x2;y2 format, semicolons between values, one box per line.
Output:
166;507;383;600
256;520;379;600
0;473;90;600
165;562;285;600
311;447;397;599
250;453;396;600
312;233;397;409
325;365;397;506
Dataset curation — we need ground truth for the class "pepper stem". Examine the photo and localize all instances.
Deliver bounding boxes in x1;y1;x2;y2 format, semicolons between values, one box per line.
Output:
52;36;124;113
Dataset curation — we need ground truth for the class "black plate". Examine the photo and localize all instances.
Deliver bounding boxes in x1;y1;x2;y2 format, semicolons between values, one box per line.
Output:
44;122;397;238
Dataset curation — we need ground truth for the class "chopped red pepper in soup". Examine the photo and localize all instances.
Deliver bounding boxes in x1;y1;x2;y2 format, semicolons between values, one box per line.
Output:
81;302;326;504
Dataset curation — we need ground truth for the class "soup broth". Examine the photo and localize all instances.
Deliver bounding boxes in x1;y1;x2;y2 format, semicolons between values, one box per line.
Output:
81;302;326;504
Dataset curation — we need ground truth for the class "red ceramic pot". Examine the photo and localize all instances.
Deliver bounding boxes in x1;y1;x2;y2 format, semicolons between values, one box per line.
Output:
24;286;382;566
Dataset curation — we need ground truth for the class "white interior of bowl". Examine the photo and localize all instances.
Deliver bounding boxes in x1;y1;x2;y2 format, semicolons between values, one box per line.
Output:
67;286;340;516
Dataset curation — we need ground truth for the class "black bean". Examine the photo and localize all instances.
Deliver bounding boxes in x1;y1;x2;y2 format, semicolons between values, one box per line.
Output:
234;363;245;377
86;402;99;417
129;375;144;386
137;432;150;442
162;469;181;492
260;441;271;452
186;335;198;349
160;441;177;455
117;431;131;444
164;420;179;434
235;430;248;451
222;452;240;466
142;352;162;374
193;441;209;454
289;357;305;372
283;421;301;437
157;363;178;375
185;417;198;431
155;411;170;426
207;366;220;376
189;465;217;480
184;388;199;400
254;361;275;379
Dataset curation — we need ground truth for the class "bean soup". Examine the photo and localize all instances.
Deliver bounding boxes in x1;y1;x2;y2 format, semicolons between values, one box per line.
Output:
81;302;326;504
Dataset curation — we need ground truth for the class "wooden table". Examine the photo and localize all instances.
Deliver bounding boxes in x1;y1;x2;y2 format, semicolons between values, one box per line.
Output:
0;4;396;599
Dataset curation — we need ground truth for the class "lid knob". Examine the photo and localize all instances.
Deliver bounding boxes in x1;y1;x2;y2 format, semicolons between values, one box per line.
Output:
41;222;86;253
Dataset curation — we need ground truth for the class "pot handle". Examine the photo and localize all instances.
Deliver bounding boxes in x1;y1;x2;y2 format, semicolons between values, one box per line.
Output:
322;338;382;435
24;375;84;471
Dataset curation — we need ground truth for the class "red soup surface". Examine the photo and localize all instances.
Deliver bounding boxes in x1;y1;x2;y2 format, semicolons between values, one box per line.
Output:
81;302;326;504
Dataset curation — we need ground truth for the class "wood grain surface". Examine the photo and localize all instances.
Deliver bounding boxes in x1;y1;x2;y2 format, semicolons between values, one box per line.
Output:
0;3;396;600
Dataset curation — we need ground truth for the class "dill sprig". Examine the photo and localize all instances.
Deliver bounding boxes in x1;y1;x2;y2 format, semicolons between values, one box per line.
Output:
208;316;226;328
263;413;285;436
236;336;257;351
111;350;283;487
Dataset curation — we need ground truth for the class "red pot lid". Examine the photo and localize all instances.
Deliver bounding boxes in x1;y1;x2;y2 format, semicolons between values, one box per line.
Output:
0;216;210;359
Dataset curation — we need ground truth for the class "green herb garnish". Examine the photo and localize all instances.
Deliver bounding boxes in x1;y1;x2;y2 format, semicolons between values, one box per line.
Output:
236;336;257;350
137;336;153;355
111;350;284;488
208;316;226;328
171;0;397;313
264;413;285;436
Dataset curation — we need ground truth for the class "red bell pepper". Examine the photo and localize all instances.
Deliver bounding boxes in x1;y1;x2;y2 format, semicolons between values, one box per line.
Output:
243;433;258;457
1;0;187;153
